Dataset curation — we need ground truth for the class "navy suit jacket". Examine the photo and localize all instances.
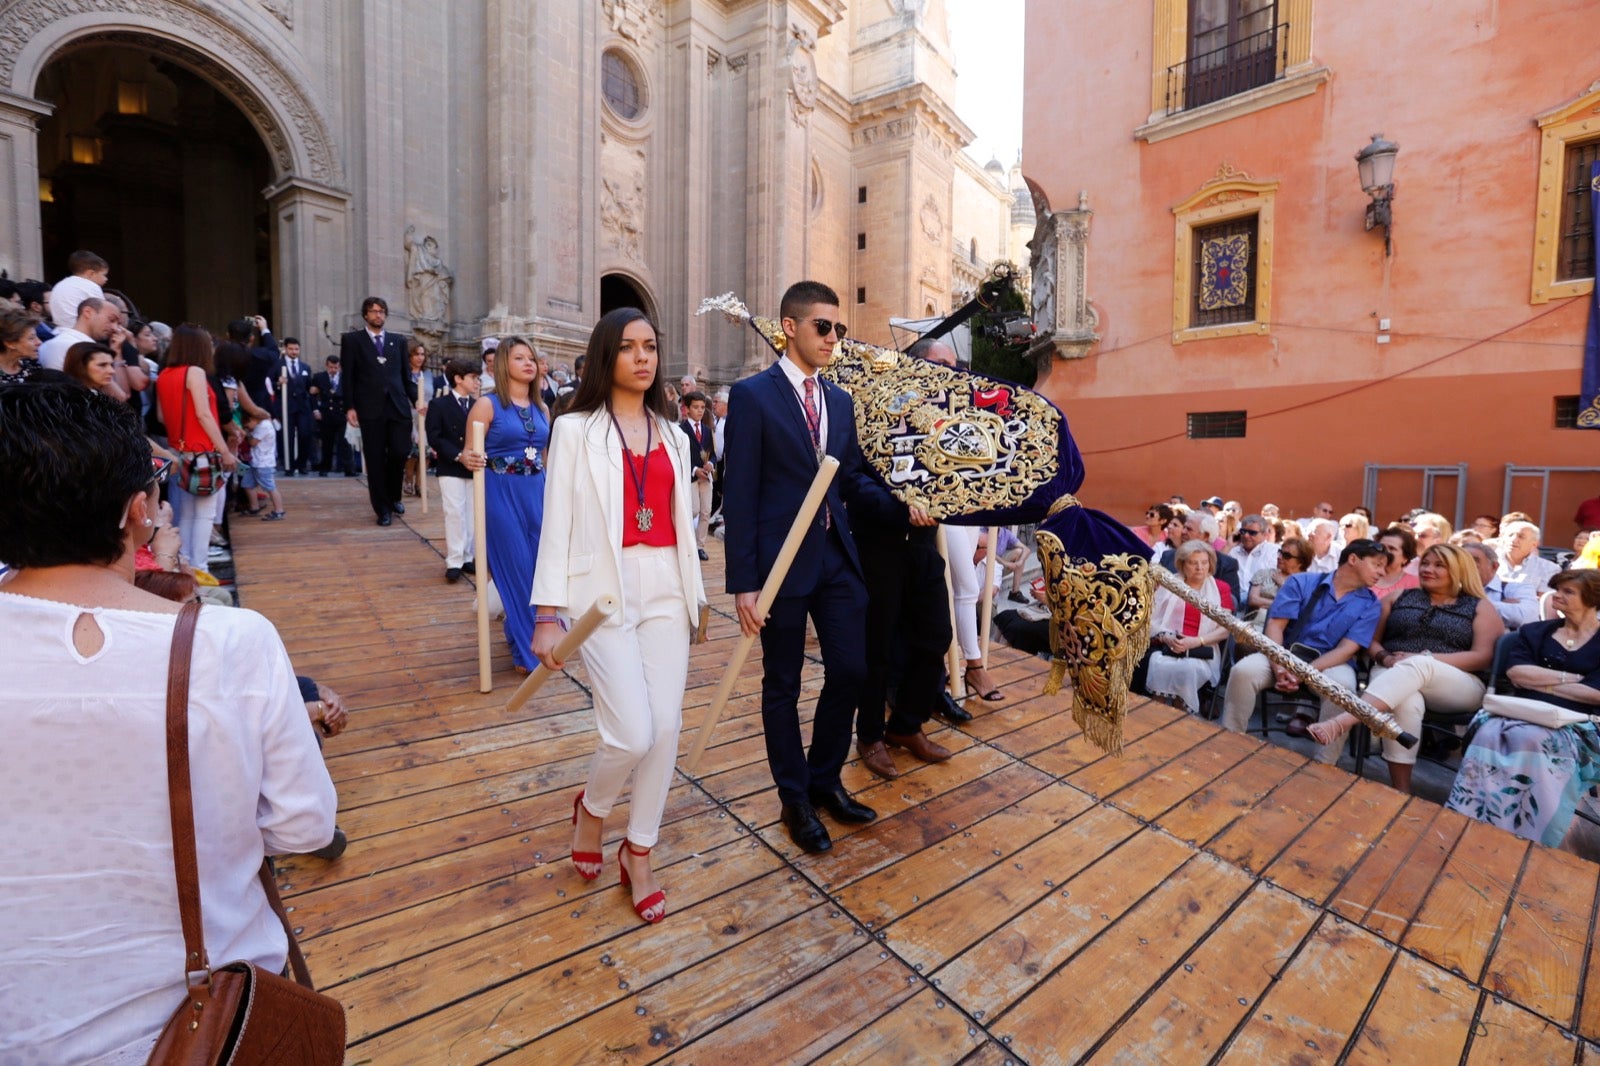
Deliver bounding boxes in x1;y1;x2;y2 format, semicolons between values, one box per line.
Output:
425;393;472;479
723;360;900;598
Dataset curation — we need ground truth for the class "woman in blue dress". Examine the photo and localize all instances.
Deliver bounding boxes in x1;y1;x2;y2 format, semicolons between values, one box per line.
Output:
465;336;549;673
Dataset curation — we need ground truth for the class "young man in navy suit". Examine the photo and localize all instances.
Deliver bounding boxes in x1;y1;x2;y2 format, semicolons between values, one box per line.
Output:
425;356;481;582
722;280;924;853
340;296;415;525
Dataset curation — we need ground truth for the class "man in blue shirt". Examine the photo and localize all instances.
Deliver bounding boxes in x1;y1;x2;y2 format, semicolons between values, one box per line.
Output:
1221;538;1389;760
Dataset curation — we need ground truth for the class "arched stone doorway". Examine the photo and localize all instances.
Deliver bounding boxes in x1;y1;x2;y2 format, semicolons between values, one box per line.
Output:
0;2;350;348
35;45;272;328
600;272;656;319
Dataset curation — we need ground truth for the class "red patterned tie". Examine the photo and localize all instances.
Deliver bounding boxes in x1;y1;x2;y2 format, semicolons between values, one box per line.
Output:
802;378;829;529
802;378;821;451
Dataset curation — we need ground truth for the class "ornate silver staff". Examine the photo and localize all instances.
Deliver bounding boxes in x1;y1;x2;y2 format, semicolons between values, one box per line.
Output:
1151;566;1417;748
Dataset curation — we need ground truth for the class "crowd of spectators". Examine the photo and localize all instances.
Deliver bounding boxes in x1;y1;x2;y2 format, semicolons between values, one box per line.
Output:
1134;491;1600;857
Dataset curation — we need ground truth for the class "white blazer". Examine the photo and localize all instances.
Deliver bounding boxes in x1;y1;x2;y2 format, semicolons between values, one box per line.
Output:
530;407;707;625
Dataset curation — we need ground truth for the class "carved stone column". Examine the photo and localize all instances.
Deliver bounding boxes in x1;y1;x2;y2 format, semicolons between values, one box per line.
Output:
0;89;52;280
1029;191;1100;369
266;176;352;360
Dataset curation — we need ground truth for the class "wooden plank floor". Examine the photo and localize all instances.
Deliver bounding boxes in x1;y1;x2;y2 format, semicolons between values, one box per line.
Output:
237;476;1600;1065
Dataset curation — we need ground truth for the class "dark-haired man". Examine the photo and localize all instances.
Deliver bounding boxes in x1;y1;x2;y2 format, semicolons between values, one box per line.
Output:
310;354;357;476
278;337;315;475
1220;538;1389;752
426;357;481;582
679;390;716;561
340;297;414;525
723;279;903;853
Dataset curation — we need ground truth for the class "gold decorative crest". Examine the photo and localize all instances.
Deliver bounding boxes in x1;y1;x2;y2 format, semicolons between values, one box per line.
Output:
1035;514;1155;756
696;293;1062;520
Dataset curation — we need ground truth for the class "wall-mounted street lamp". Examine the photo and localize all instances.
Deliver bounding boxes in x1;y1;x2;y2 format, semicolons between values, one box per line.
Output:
1356;134;1399;255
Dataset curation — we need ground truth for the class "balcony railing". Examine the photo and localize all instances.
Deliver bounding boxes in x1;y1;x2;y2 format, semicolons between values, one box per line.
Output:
1164;20;1289;114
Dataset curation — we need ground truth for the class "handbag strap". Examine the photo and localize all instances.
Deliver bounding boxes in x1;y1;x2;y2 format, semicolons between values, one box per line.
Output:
165;601;315;989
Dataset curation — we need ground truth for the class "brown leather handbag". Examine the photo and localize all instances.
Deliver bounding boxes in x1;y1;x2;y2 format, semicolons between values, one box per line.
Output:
147;602;346;1065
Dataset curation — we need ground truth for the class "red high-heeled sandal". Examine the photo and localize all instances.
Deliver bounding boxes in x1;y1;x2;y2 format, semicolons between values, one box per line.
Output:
570;791;603;881
617;840;666;924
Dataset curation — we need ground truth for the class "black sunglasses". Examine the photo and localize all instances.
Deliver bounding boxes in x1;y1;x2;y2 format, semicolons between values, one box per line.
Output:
1240;527;1262;536
810;318;847;340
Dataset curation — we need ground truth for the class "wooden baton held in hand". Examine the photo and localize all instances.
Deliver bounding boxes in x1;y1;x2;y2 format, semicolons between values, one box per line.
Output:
471;420;491;693
683;456;840;772
505;595;620;713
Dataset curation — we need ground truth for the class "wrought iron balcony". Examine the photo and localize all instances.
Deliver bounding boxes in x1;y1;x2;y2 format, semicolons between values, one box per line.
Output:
1165;21;1289;114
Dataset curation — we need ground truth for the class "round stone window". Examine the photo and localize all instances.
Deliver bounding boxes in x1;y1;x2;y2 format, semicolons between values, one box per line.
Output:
601;50;644;121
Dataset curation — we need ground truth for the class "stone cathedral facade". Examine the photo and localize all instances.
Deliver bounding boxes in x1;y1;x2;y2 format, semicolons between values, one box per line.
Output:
0;0;1014;380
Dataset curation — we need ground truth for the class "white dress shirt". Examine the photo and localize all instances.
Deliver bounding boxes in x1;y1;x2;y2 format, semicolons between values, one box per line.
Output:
1229;540;1281;588
0;594;337;1064
776;354;828;452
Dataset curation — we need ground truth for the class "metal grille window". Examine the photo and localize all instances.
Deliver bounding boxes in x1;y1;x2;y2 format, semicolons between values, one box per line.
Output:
1190;215;1257;328
1187;410;1247;438
601;51;642;120
1556;395;1581;429
1557;139;1598;282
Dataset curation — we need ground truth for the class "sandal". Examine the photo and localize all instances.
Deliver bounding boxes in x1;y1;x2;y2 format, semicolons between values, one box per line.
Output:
964;666;1003;702
617;840;666;924
569;791;603;881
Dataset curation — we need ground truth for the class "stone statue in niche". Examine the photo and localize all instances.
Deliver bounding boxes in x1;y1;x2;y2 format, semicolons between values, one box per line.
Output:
404;225;453;324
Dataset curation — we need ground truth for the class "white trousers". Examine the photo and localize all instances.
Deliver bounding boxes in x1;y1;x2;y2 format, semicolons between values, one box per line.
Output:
438;476;475;568
1363;658;1486;765
578;544;690;847
943;524;981;660
1221;652;1357;764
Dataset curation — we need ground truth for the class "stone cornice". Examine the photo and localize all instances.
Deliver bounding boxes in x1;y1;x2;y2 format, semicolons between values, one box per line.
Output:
851;83;973;150
788;0;847;37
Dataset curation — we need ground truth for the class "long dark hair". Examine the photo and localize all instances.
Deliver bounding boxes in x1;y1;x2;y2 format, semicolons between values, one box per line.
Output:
564;307;674;425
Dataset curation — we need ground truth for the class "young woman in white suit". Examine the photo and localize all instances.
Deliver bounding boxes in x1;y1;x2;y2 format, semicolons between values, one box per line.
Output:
530;307;706;924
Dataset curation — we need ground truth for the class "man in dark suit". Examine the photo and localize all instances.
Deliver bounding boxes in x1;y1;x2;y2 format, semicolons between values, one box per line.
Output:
340;296;415;525
723;280;904;853
679;390;717;562
310;354;356;476
425;356;481;582
1158;510;1242;607
277;336;315;475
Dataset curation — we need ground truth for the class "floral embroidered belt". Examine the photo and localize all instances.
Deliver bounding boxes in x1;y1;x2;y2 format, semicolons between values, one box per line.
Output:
487;455;544;475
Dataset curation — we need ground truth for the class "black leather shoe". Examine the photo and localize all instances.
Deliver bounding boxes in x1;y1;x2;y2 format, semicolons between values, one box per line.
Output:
461;559;476;575
377;512;392;526
936;691;974;724
809;787;877;824
307;827;348;861
698;548;709;561
445;567;463;583
780;802;833;853
391;501;406;515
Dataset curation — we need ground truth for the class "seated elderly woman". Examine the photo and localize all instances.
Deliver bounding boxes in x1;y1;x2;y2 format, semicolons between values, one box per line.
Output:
1444;569;1600;848
1135;539;1233;714
1245;536;1313;628
1310;544;1503;792
0;382;337;1063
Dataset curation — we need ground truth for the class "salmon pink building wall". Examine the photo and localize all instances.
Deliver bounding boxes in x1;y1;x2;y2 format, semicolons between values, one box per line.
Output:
1021;0;1598;539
